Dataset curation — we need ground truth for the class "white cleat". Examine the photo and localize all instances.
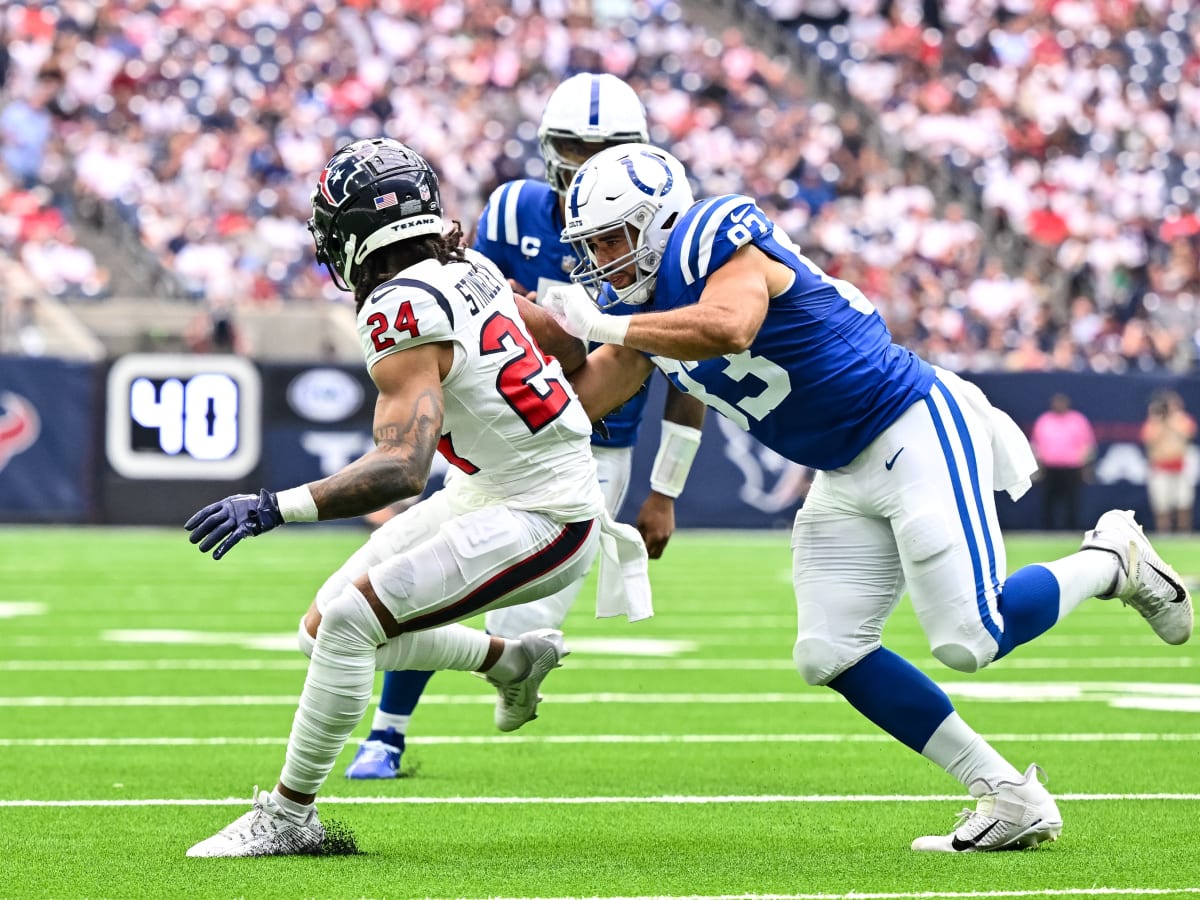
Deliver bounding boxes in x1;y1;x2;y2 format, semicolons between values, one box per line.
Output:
186;787;324;858
1081;509;1193;645
487;628;569;733
912;764;1063;853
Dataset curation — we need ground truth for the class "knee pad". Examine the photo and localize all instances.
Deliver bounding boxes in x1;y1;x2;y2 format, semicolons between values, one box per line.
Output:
930;642;987;673
316;585;388;660
895;510;954;565
793;635;860;686
296;617;315;660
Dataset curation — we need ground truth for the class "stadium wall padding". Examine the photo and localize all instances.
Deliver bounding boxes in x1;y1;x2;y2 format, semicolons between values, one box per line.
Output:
1;354;1197;531
0;356;100;522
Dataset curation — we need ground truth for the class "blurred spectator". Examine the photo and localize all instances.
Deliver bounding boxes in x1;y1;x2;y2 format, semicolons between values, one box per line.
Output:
1;0;1195;379
1141;388;1198;533
1029;392;1096;531
0;76;52;188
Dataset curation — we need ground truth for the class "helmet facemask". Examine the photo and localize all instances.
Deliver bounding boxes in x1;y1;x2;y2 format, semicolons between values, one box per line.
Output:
566;205;660;307
537;73;649;196
561;143;693;307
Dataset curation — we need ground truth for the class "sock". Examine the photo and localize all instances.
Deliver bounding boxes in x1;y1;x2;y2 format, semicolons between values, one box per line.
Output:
920;711;1023;794
993;552;1120;661
279;584;386;796
828;647;955;752
374;623;492;673
484;638;530;683
372;669;436;741
269;787;314;824
993;564;1060;659
1041;549;1122;611
368;714;412;746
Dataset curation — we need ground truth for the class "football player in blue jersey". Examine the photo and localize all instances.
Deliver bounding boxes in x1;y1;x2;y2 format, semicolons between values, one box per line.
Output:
537;143;1194;853
345;76;706;780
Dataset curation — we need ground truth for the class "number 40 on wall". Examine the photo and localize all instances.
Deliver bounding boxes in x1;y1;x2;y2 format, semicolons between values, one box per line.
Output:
105;354;261;480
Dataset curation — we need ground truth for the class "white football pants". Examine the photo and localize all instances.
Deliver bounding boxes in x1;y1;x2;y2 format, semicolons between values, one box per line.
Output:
485;444;633;636
792;369;1015;685
313;483;600;629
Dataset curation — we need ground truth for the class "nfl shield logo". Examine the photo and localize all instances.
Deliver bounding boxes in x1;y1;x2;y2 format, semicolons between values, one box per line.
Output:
561;255;575;273
419;184;431;201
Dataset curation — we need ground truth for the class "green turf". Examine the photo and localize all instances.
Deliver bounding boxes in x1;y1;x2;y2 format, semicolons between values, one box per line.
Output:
1;526;1199;899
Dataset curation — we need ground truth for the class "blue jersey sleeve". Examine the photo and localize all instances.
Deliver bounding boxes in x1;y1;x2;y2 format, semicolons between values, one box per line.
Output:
656;195;762;310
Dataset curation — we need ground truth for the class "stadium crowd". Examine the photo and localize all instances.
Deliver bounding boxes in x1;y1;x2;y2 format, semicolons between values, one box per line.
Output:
1;0;1198;373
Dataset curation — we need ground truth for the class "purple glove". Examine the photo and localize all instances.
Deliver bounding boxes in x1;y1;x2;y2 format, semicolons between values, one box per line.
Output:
185;489;283;560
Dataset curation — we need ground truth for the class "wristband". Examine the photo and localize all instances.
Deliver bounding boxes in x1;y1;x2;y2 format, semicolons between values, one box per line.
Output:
587;312;631;346
275;485;318;523
649;421;702;498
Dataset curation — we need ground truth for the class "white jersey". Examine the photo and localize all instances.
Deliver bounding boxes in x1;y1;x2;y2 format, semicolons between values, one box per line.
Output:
357;250;603;522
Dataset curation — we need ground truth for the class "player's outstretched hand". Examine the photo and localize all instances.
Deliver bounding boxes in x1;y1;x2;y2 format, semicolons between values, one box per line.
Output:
185;489;283;560
544;284;631;345
542;284;599;340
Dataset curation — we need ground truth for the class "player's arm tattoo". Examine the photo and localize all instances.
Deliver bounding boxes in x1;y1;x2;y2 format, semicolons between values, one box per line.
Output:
309;387;443;519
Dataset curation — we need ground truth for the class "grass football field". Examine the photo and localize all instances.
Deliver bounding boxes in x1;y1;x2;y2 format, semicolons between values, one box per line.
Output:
1;525;1198;899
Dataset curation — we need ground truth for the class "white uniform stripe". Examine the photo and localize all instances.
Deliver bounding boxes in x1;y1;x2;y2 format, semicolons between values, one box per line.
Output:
678;197;726;285
484;184;506;241
502;180;524;245
695;196;751;280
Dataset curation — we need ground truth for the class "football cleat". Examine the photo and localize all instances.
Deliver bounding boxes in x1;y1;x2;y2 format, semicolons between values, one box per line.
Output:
1081;509;1193;645
912;764;1062;853
186;787;324;858
344;730;403;780
487;628;569;733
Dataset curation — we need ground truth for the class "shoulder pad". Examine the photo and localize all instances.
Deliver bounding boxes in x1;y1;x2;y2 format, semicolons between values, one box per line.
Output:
478;179;540;247
674;194;761;286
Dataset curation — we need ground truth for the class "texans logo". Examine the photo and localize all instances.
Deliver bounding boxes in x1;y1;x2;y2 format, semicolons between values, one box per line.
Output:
714;417;808;514
317;143;381;207
0;391;40;473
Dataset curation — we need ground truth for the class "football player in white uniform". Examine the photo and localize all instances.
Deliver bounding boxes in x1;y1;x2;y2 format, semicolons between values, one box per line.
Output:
345;73;705;780
538;143;1192;853
182;138;647;858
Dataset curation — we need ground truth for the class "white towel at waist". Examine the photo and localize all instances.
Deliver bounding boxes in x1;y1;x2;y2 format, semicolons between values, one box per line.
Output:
594;510;653;622
935;367;1038;501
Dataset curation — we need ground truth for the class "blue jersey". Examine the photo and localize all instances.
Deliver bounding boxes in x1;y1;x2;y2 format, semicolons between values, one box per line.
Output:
473;179;649;448
649;195;935;470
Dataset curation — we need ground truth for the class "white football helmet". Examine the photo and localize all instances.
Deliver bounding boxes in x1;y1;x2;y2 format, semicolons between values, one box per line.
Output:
538;73;649;195
561;143;693;306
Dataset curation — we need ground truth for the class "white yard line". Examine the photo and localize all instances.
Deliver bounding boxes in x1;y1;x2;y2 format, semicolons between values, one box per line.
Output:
3;792;1200;808
0;656;1194;671
451;891;1200;900
2;732;1199;748
4;682;1200;706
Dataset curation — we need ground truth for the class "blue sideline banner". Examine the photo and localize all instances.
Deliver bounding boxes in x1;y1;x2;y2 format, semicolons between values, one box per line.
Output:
621;371;1200;532
620;374;808;530
0;356;97;521
258;364;449;525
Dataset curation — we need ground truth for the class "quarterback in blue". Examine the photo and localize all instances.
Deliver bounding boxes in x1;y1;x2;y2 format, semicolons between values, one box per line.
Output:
346;77;706;780
539;143;1194;852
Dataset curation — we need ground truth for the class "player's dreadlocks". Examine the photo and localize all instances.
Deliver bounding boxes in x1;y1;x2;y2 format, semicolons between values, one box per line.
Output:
353;220;466;311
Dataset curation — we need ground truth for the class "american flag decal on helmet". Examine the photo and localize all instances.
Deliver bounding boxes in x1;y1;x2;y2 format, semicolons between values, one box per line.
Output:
374;192;398;210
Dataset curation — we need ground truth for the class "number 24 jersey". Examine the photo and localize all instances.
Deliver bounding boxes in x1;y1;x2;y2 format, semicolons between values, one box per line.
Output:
357;250;603;522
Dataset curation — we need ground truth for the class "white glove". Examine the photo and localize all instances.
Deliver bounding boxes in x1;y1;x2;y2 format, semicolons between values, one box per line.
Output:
542;284;630;346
